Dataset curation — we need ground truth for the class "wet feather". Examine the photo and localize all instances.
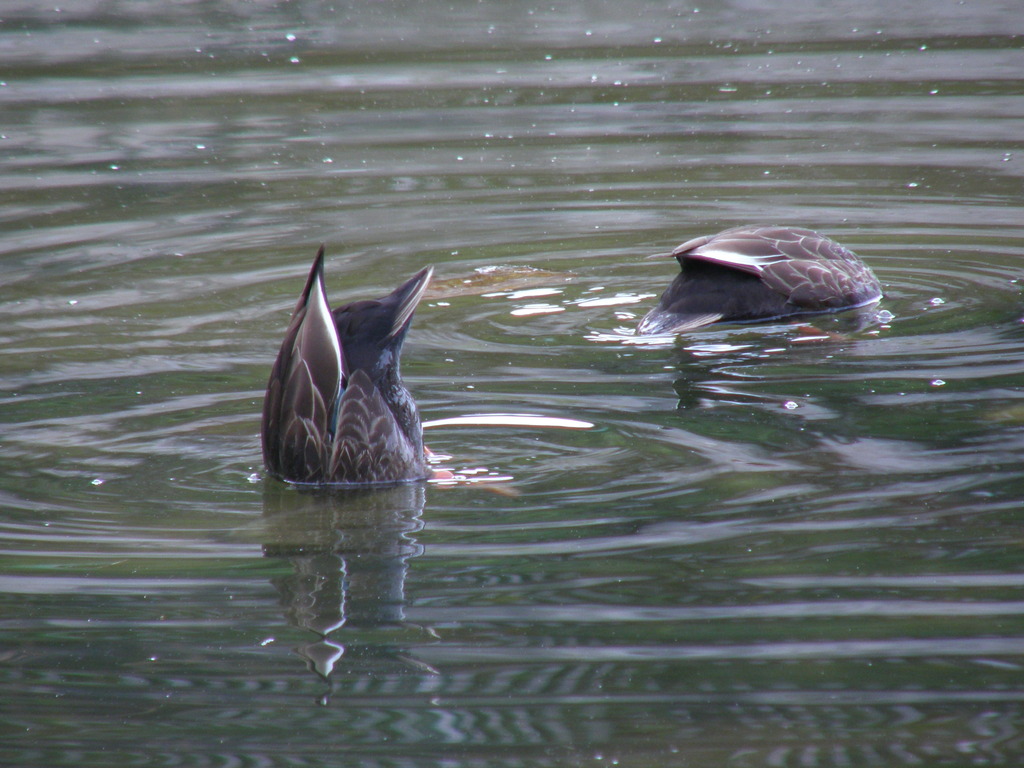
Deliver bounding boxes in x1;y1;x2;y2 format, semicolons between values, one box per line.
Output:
638;225;882;335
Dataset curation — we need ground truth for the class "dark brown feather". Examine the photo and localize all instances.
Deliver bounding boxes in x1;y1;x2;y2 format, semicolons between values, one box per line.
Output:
638;225;882;335
261;248;432;486
327;370;427;483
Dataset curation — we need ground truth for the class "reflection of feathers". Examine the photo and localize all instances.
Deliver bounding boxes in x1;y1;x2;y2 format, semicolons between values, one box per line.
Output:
262;246;433;485
638;225;882;335
261;483;427;684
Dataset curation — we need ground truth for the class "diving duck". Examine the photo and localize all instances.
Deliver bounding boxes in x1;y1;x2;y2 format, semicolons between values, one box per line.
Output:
637;225;882;335
261;246;434;485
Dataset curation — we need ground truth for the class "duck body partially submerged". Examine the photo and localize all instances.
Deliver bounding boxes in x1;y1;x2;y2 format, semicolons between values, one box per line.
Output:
638;225;882;335
261;246;433;486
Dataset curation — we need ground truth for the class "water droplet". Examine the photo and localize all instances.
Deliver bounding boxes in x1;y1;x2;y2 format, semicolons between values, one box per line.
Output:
931;379;945;387
784;401;799;410
929;297;945;306
90;478;104;486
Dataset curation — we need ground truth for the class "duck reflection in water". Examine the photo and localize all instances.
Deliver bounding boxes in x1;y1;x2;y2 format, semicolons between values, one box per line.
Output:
262;483;435;695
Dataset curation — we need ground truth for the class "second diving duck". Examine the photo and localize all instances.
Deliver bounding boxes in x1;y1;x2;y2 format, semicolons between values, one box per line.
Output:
637;225;882;335
262;246;433;485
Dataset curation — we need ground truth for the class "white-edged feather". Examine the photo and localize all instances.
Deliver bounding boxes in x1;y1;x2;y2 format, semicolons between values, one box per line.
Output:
301;266;344;378
682;245;785;274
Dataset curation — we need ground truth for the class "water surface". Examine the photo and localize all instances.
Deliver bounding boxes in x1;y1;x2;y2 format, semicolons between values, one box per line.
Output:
3;2;1024;766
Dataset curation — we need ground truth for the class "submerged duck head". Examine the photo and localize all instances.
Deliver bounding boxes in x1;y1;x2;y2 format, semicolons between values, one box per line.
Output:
261;246;433;486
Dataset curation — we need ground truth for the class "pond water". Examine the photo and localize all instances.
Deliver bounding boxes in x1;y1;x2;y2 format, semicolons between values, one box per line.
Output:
3;1;1024;766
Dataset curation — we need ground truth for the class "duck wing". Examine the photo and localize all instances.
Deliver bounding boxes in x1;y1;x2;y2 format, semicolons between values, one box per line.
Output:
670;226;794;275
680;226;882;309
754;228;883;309
760;256;881;309
262;246;344;483
327;369;430;484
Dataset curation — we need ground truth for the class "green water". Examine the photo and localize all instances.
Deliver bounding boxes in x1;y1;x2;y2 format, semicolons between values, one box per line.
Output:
2;2;1024;766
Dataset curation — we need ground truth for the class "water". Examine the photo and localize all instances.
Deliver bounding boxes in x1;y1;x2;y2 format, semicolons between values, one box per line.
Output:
2;1;1024;765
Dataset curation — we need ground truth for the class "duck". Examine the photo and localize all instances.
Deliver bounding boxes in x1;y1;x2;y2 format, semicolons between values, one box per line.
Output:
261;246;434;485
637;225;882;335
